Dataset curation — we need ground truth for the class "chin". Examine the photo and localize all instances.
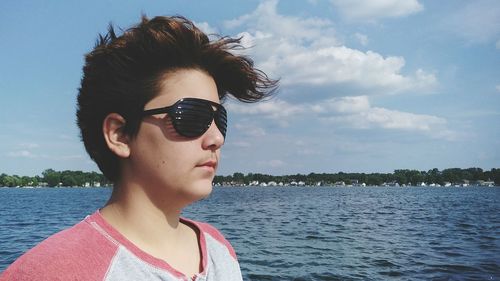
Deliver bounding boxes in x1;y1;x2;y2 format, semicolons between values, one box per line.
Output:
185;179;214;202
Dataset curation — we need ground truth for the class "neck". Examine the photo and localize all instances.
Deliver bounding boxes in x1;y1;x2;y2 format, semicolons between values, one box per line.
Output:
100;180;186;250
99;173;204;277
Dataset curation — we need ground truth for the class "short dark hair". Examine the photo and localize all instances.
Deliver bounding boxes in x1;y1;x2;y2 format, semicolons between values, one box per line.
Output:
77;15;278;182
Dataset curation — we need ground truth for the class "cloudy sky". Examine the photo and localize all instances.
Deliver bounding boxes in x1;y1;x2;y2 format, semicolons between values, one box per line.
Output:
1;0;499;177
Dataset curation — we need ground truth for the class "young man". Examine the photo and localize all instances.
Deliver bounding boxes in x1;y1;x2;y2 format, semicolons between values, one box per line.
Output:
1;15;277;280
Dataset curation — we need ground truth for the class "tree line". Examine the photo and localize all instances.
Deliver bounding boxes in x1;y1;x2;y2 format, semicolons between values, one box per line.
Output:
214;168;500;186
1;167;499;187
0;169;110;187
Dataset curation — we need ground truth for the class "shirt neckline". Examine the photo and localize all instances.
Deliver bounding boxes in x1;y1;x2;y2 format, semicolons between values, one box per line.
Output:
86;209;208;279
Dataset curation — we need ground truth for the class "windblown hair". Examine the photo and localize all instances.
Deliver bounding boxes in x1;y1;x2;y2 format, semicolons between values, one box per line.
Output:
77;15;278;182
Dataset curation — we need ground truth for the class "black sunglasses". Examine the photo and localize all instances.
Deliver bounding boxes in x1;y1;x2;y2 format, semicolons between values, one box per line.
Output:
141;98;227;138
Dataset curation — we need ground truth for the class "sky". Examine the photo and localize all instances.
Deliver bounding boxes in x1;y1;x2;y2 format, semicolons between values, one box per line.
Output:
0;0;499;177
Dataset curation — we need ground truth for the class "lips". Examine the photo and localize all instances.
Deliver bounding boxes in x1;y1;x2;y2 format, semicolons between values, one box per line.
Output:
196;160;217;171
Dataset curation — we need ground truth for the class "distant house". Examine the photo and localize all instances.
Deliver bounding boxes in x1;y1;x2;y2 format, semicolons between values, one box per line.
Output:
249;181;259;186
383;181;399;187
475;180;495;186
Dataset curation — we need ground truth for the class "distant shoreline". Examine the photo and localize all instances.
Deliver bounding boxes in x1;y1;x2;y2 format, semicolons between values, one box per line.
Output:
1;183;499;189
1;167;499;188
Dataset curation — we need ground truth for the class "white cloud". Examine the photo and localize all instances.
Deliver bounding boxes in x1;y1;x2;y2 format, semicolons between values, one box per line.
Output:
194;21;218;35
330;0;423;22
229;141;252;148
313;95;370;114
230;96;456;140
18;143;40;149
226;0;335;44
8;150;37;158
225;0;436;94
53;155;85;161
414;69;437;88
269;159;285;167
258;159;285;168
443;0;500;44
228;98;305;127
6;150;86;161
318;96;457;140
297;147;320;156
496;85;500;92
234;123;267;137
354;33;368;46
228;99;303;118
325;106;445;131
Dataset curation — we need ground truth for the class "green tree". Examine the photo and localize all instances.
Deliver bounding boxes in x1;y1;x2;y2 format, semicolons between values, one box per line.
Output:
394;170;409;185
42;169;60;187
61;175;78;187
232;172;244;184
490;168;500;185
0;173;6;186
442;168;461;183
21;176;31;186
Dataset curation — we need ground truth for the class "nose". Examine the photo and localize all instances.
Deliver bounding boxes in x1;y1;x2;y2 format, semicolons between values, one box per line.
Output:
201;120;224;150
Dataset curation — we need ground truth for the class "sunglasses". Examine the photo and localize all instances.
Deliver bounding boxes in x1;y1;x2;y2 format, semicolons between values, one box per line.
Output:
142;98;227;138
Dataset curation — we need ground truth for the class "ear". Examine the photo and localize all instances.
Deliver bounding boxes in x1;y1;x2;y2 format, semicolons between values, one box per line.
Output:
103;113;131;158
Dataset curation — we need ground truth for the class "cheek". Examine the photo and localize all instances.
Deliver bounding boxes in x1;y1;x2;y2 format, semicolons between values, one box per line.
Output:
149;141;196;174
131;127;172;170
131;123;201;177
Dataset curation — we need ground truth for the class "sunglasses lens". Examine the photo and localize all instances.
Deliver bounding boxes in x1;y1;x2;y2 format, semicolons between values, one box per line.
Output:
215;107;227;137
172;99;227;138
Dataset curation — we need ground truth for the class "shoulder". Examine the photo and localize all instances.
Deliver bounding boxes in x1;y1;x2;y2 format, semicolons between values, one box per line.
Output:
188;220;243;280
183;218;238;261
1;216;118;281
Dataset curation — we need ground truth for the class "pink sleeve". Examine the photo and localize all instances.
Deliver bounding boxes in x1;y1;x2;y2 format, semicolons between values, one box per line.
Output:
1;220;118;281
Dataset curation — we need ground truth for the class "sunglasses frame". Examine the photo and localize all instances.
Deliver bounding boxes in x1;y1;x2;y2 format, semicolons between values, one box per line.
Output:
141;98;227;138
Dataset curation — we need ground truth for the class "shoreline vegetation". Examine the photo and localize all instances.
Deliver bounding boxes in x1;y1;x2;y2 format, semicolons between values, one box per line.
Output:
0;168;499;188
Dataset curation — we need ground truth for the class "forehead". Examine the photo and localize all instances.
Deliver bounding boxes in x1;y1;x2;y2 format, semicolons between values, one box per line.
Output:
147;69;219;108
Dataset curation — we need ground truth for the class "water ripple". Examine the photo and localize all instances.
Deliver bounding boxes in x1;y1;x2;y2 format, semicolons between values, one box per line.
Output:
1;187;499;280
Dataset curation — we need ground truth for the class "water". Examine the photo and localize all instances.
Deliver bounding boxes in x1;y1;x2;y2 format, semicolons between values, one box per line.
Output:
1;187;499;280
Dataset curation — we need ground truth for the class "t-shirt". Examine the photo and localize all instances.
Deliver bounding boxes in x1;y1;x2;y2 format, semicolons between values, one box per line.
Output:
1;210;243;281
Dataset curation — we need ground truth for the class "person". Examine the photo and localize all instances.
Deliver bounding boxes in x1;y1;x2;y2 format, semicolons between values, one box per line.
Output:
1;15;277;281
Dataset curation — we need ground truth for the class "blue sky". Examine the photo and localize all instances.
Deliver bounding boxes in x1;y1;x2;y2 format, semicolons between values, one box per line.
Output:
1;0;499;177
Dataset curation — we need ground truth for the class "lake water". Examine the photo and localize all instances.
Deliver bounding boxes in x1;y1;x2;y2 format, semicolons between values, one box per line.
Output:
0;186;499;280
